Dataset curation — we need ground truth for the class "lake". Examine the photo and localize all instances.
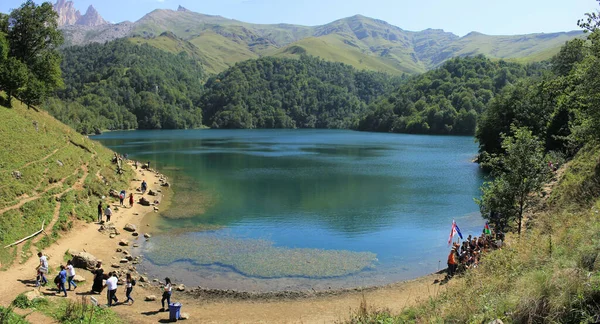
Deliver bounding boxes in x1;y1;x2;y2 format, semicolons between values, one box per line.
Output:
94;129;485;291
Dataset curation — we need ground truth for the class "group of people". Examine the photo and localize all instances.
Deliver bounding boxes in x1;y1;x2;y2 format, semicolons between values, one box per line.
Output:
446;230;504;278
35;252;174;310
35;252;77;297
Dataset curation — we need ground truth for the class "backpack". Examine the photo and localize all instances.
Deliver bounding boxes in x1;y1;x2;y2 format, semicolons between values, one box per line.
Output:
131;279;136;286
54;274;61;285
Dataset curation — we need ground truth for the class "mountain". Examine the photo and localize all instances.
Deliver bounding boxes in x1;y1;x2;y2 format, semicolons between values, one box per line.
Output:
53;0;107;27
56;4;583;74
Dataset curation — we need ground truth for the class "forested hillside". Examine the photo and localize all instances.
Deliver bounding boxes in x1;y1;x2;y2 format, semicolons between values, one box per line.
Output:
200;55;401;129
45;38;204;134
356;56;547;135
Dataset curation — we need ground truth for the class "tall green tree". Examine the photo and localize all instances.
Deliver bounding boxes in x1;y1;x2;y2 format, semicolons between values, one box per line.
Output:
578;0;600;32
0;0;63;106
476;127;550;235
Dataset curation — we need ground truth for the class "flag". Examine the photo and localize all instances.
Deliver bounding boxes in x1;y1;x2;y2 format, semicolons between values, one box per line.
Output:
448;220;463;245
454;222;463;240
483;222;491;235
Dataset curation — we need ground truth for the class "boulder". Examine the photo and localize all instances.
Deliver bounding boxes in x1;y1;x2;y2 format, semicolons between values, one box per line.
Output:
71;251;98;270
119;259;129;263
116;248;122;253
109;189;120;198
109;234;116;239
111;263;120;268
139;276;148;283
125;255;134;261
73;275;86;282
24;289;42;302
143;233;151;239
180;312;190;320
12;171;22;180
123;223;136;232
133;243;139;248
132;232;139;237
139;197;151;206
145;295;156;301
119;239;129;246
148;190;157;196
176;284;185;292
161;182;170;187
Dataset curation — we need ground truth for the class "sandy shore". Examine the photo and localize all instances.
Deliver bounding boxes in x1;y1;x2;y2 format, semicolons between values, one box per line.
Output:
0;162;450;323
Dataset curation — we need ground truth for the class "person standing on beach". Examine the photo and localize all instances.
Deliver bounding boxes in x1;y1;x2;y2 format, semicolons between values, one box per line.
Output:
129;193;134;208
124;273;135;305
91;262;104;294
66;260;77;291
104;272;119;306
141;180;147;195
97;201;103;223
36;252;49;287
160;277;172;312
57;265;68;297
104;205;113;222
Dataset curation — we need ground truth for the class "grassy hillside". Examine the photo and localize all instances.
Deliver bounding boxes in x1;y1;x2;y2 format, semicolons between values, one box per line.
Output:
348;144;600;322
0;94;133;270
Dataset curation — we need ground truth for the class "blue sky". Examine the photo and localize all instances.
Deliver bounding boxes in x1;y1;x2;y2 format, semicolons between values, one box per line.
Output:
0;0;597;36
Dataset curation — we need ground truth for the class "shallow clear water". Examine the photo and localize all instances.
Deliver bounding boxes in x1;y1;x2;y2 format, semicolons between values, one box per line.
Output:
94;129;485;291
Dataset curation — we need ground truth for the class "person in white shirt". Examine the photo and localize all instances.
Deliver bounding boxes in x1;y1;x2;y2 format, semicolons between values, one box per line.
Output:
104;206;113;222
66;260;77;290
36;252;48;287
160;277;172;311
124;273;135;305
104;272;119;306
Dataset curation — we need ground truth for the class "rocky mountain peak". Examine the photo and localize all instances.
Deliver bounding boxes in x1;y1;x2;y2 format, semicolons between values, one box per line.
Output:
53;0;108;27
78;5;108;26
177;5;190;12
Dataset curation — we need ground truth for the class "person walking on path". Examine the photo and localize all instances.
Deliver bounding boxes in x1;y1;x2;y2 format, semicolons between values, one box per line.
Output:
124;273;135;305
141;180;147;195
119;191;125;206
129;193;134;208
104;205;113;223
160;277;172;312
57;265;68;297
36;252;49;287
105;272;119;307
97;201;103;223
66;260;77;291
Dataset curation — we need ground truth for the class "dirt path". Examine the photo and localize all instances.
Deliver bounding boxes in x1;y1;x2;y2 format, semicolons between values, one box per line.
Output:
0;163;448;324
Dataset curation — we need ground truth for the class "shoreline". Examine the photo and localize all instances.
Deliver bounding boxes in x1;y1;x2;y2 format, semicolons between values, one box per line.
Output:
0;161;449;323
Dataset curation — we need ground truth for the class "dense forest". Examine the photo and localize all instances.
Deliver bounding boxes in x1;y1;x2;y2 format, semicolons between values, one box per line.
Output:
356;56;547;135
45;39;204;134
200;55;401;129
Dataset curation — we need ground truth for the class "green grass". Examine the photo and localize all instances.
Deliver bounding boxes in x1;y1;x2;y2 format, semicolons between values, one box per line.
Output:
0;94;134;270
0;306;29;324
11;293;122;324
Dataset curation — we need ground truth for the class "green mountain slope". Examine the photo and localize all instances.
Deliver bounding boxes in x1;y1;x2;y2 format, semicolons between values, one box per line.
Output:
59;7;583;75
0;94;133;269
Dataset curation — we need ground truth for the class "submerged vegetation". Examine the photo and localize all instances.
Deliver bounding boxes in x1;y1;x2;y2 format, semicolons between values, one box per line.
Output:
146;233;377;278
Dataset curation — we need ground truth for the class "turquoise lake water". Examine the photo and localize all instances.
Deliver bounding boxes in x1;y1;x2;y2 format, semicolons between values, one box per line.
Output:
94;129;485;291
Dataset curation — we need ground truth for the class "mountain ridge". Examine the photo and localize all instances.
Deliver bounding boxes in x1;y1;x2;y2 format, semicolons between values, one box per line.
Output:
53;3;584;74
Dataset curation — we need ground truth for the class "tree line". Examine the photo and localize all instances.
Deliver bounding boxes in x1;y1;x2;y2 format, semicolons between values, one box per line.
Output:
46;39;204;134
200;55;401;129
